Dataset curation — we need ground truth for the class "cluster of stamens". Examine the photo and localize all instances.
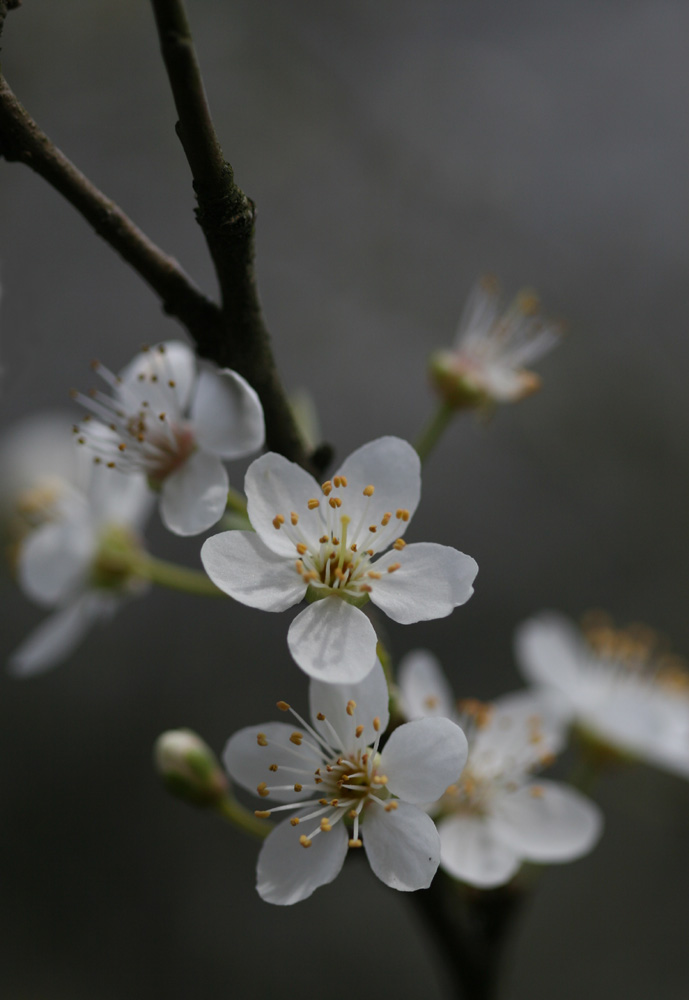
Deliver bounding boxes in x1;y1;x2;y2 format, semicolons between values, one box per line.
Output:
253;699;395;849
441;701;553;817
70;346;194;482
271;475;410;599
581;611;689;694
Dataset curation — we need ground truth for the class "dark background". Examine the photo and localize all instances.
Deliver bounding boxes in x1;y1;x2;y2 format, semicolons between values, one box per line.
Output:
1;1;688;997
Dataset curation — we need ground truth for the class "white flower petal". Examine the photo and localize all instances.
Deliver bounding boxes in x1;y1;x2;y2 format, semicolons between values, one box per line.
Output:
223;722;322;804
18;518;93;607
514;612;586;698
245;452;323;556
471;688;568;771
287;599;378;683
257;815;348;905
118;341;196;414
160;450;229;536
8;592;116;678
363;800;440;891
381;718;468;804
490;780;603;863
89;467;153;531
0;413;81;510
370;543;478;624
438;814;520;888
338;437;421;548
397;649;457;721
309;660;390;749
201;531;306;611
191;368;265;459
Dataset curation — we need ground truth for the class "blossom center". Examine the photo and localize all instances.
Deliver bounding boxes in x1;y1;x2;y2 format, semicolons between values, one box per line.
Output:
270;475;409;601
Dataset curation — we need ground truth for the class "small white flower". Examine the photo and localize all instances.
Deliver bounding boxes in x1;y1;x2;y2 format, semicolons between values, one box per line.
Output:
72;341;265;536
398;650;602;888
429;275;562;407
201;436;478;683
223;662;469;905
7;427;152;678
515;611;689;778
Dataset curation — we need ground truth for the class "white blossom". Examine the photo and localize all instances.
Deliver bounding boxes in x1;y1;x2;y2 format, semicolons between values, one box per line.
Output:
515;611;689;778
430;275;562;407
398;650;602;888
201;436;478;683
5;421;152;677
223;662;469;904
72;341;265;536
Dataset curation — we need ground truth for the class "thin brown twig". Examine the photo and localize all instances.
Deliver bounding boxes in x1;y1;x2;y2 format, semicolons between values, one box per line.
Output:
149;0;313;470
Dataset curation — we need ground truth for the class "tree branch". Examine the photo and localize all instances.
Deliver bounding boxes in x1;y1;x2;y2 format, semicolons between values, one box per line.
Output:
0;73;220;340
149;0;313;470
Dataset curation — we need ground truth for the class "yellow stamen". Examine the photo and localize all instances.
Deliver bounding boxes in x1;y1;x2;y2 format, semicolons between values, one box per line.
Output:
329;496;342;508
255;810;271;818
387;563;401;573
395;509;410;521
256;782;269;797
368;571;382;580
290;511;299;525
321;481;332;496
299;835;312;848
307;499;320;510
349;838;363;848
385;801;398;812
290;817;300;826
256;733;268;747
296;543;307;555
381;513;391;526
346;700;357;716
294;783;303;792
373;717;381;732
276;701;290;711
272;514;284;530
289;732;303;746
269;764;278;772
355;725;364;738
320;818;332;832
393;538;406;551
363;485;375;497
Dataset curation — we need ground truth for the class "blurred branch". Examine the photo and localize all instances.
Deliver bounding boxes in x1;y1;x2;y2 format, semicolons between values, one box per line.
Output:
150;0;313;471
0;0;21;45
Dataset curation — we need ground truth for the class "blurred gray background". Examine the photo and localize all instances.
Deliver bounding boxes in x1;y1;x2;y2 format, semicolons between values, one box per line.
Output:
1;1;688;997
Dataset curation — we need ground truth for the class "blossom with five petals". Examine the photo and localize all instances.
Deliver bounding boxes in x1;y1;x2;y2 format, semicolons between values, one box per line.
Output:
515;611;689;778
6;423;152;677
398;649;603;888
201;436;478;682
223;661;469;904
72;341;265;535
429;275;562;408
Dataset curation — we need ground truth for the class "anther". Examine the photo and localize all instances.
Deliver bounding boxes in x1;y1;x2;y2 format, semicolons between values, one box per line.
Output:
387;563;401;573
158;412;166;421
289;732;303;746
276;701;290;712
319;798;328;806
255;810;271;818
299;835;312;848
363;485;375;497
368;525;377;533
350;544;358;552
333;476;342;488
355;725;364;738
381;513;391;526
307;499;320;510
319;535;328;544
168;380;176;388
295;560;304;573
330;799;339;807
359;584;372;593
393;539;407;551
118;443;126;452
348;838;363;848
294;784;303;792
106;462;116;469
373;717;381;732
269;764;278;772
296;543;307;555
385;802;398;812
349;810;358;819
331;537;339;545
368;571;382;580
290;817;300;826
366;549;374;556
290;512;299;525
320;819;332;832
372;775;388;785
257;782;270;797
346;700;357;716
530;785;544;798
256;733;268;747
395;509;410;521
272;514;285;530
316;713;326;721
329;496;342;509
321;481;332;496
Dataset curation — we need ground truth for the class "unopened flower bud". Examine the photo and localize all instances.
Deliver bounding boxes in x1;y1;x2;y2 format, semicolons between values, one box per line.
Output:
154;729;228;807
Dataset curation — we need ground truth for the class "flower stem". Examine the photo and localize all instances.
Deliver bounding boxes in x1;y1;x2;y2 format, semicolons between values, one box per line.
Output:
133;554;223;597
414;401;456;463
214;794;272;840
226;487;248;515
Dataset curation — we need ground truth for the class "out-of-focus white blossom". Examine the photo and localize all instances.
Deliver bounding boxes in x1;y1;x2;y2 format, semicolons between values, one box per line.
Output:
154;729;228;806
223;661;468;905
398;650;602;888
516;611;689;778
429;276;562;408
2;417;152;677
202;436;478;683
72;341;265;536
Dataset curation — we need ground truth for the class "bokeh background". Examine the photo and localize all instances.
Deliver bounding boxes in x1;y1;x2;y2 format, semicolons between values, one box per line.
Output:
1;1;688;997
